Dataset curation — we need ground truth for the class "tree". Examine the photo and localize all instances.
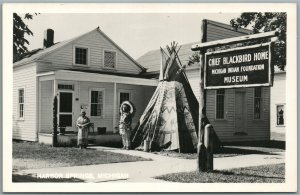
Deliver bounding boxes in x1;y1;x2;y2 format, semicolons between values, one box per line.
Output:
230;12;286;70
13;13;38;62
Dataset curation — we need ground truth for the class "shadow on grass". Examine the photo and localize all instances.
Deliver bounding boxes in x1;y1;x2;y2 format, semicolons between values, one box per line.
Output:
13;173;84;183
215;147;278;156
223;140;285;150
153;143;284;160
89;142;123;149
211;170;285;180
155;163;285;183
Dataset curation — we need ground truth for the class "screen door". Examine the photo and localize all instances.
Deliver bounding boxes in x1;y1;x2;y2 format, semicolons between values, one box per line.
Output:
59;92;73;128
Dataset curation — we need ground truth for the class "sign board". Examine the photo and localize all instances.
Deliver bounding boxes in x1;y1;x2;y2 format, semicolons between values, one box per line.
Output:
204;43;273;89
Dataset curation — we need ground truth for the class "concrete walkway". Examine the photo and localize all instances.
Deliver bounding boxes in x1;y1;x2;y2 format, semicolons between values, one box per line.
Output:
17;146;285;183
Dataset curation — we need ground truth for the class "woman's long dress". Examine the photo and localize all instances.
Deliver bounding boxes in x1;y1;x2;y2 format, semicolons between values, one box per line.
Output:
77;116;90;148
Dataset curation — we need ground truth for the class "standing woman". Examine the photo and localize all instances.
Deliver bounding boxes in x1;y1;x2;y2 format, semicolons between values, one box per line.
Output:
77;110;90;149
119;101;134;150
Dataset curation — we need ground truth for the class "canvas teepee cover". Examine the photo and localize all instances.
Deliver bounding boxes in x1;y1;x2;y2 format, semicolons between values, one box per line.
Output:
131;43;199;153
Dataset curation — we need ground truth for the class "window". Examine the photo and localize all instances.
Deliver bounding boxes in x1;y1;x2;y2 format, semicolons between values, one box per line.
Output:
104;51;116;68
18;88;24;119
254;87;262;119
58;84;74;90
90;90;104;117
120;92;130;106
277;105;285;126
216;89;225;119
74;47;88;65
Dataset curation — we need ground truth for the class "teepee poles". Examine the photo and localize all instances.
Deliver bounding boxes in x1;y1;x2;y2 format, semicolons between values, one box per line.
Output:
159;48;167;81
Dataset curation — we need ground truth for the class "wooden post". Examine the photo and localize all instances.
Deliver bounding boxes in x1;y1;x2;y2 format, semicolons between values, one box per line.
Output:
113;82;117;133
52;95;58;147
270;37;278;86
204;124;214;171
197;19;208;172
192;30;279;51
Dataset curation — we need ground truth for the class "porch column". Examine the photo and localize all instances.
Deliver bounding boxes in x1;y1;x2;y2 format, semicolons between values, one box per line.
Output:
113;82;117;132
53;79;57;96
37;78;41;138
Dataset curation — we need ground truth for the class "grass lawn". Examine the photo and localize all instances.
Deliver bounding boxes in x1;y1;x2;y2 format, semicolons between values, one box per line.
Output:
154;140;285;159
156;163;285;183
13;141;151;171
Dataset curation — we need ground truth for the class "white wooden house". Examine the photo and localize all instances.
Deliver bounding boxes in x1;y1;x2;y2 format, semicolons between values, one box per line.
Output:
13;20;284;145
13;27;157;144
138;20;274;142
270;70;286;140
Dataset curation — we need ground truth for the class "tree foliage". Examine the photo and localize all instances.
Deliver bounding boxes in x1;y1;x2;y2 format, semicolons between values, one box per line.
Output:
230;12;286;70
187;13;286;71
13;13;38;62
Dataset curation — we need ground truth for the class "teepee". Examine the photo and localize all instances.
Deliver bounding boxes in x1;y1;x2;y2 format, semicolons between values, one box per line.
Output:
131;42;199;153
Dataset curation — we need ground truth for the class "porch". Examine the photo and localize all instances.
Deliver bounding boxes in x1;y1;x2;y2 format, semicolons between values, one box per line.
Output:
37;70;157;146
38;132;122;147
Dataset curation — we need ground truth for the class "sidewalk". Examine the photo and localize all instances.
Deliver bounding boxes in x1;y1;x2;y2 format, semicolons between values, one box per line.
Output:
17;146;285;183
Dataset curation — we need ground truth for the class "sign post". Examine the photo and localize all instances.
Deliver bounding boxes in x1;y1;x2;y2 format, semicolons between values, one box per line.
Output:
197;47;207;171
192;27;279;173
197;20;208;172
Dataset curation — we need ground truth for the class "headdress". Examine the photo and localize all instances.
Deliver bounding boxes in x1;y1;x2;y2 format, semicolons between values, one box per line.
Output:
120;101;134;114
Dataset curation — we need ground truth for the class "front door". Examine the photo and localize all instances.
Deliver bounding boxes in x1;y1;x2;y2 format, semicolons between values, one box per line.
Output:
235;91;246;133
59;92;73;129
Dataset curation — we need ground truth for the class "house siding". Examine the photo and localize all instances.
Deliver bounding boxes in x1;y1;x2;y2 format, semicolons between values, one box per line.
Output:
39;80;156;135
116;84;156;128
13;64;37;141
39;80;53;133
78;81;114;133
186;69;200;101
39;30;141;74
37;61;53;73
206;21;250;42
206;89;235;142
206;87;270;142
270;73;286;135
37;80;112;134
245;87;270;141
37;80;113;133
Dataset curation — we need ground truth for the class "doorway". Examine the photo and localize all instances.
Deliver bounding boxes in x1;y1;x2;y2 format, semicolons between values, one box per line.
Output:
58;92;73;129
235;91;246;133
118;90;131;106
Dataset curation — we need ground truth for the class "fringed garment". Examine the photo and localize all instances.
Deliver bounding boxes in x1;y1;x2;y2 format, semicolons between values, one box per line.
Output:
119;112;132;149
76;116;90;148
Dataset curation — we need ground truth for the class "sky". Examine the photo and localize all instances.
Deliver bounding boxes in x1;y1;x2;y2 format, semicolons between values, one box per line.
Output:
23;13;243;59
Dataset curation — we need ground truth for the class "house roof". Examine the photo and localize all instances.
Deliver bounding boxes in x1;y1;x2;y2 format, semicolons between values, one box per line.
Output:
137;42;199;73
64;68;151;78
98;28;146;72
138;20;252;73
14;35;79;67
14;27;146;72
138;41;285;75
206;19;252;35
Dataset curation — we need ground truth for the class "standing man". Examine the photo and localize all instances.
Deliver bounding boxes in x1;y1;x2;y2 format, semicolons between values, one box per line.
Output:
119;101;134;150
76;110;90;149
